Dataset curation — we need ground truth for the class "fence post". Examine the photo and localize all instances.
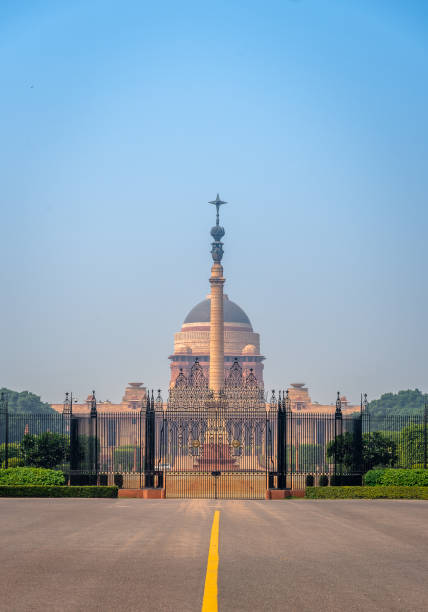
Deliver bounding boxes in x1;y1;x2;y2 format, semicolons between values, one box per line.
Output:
424;402;427;471
156;390;164;489
352;394;364;481
90;391;98;485
334;392;343;483
276;391;286;490
139;397;144;489
161;397;167;490
0;391;8;469
62;393;72;484
266;395;274;490
144;390;155;488
285;390;292;490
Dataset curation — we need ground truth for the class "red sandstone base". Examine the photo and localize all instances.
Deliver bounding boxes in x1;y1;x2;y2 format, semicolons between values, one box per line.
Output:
118;488;166;499
265;489;305;499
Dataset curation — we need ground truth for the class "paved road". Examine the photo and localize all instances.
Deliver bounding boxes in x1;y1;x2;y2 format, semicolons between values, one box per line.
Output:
1;499;427;611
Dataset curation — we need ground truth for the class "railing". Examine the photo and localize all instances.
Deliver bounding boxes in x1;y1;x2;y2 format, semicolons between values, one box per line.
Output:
1;398;427;495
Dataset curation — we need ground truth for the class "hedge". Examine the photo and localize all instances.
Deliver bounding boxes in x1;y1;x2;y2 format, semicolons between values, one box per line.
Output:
0;467;65;486
363;469;385;486
364;469;428;487
0;486;118;498
305;486;428;499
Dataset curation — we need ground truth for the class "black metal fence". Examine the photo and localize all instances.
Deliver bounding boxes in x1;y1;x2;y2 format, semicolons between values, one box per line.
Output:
1;391;427;498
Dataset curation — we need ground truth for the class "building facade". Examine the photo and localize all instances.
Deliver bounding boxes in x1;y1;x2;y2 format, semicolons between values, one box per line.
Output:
286;382;358;415
51;382;147;414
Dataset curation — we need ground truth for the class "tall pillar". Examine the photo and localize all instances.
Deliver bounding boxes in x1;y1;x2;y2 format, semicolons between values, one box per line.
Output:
209;262;225;393
208;194;227;395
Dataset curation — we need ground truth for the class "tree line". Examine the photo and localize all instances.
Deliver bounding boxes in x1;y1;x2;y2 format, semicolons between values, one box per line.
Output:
368;389;427;417
0;388;54;414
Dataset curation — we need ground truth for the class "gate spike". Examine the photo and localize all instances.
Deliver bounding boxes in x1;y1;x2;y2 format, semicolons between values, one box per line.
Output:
90;390;97;415
285;389;290;412
335;391;342;416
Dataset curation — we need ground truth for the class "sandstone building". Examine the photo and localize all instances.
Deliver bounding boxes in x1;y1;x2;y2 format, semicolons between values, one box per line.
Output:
50;193;358;415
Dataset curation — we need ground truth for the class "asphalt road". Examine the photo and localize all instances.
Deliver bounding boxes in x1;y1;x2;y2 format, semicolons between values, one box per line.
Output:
1;499;427;611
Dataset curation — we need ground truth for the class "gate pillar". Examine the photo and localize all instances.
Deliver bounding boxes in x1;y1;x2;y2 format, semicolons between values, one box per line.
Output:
0;392;9;469
144;391;155;488
334;392;343;484
89;391;98;485
277;391;286;490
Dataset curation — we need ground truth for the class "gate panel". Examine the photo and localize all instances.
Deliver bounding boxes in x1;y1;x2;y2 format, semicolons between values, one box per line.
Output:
162;408;272;499
97;412;143;488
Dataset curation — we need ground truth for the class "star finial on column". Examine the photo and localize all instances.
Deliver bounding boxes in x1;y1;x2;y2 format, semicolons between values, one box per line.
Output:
209;193;227;225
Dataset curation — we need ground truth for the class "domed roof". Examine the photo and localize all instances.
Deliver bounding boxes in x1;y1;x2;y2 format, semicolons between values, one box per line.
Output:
175;344;192;354
183;295;252;329
242;344;256;355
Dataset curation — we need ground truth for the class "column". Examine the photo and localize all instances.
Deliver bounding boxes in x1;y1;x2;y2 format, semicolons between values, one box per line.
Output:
209;262;225;394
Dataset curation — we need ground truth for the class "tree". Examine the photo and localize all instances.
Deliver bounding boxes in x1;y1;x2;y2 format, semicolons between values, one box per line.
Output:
326;432;355;470
362;432;398;470
368;389;427;418
0;388;55;414
298;444;323;471
327;432;397;471
399;424;426;468
20;432;68;469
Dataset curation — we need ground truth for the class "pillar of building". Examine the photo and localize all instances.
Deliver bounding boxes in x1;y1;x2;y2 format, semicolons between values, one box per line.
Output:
208;194;227;395
209;262;225;393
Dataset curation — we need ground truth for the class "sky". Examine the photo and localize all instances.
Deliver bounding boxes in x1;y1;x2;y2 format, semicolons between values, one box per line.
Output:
0;0;427;405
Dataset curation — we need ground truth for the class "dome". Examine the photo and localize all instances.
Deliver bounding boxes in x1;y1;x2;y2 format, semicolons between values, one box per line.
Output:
175;344;192;354
183;295;252;329
242;344;256;355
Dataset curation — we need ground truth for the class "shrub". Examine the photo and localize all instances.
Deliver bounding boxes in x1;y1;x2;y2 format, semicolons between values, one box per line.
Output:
0;486;118;498
305;475;314;487
319;475;329;487
2;457;24;469
305;486;428;499
0;442;21;464
0;467;65;486
114;473;123;488
364;469;386;486
364;468;428;487
380;469;428;487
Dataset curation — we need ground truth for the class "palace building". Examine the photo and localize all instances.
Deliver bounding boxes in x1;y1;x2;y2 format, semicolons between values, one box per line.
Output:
50;194;358;415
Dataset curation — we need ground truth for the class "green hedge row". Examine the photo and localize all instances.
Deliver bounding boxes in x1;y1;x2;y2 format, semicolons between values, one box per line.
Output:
0;486;118;498
305;486;428;499
0;467;65;486
364;469;428;487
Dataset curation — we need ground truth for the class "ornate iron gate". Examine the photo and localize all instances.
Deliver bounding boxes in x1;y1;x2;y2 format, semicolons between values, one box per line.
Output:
159;407;273;499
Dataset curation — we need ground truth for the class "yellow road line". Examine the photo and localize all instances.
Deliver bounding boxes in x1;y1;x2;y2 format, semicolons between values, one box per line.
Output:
202;510;220;612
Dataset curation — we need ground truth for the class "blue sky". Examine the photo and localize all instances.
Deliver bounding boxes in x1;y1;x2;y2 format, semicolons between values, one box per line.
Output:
0;0;427;405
